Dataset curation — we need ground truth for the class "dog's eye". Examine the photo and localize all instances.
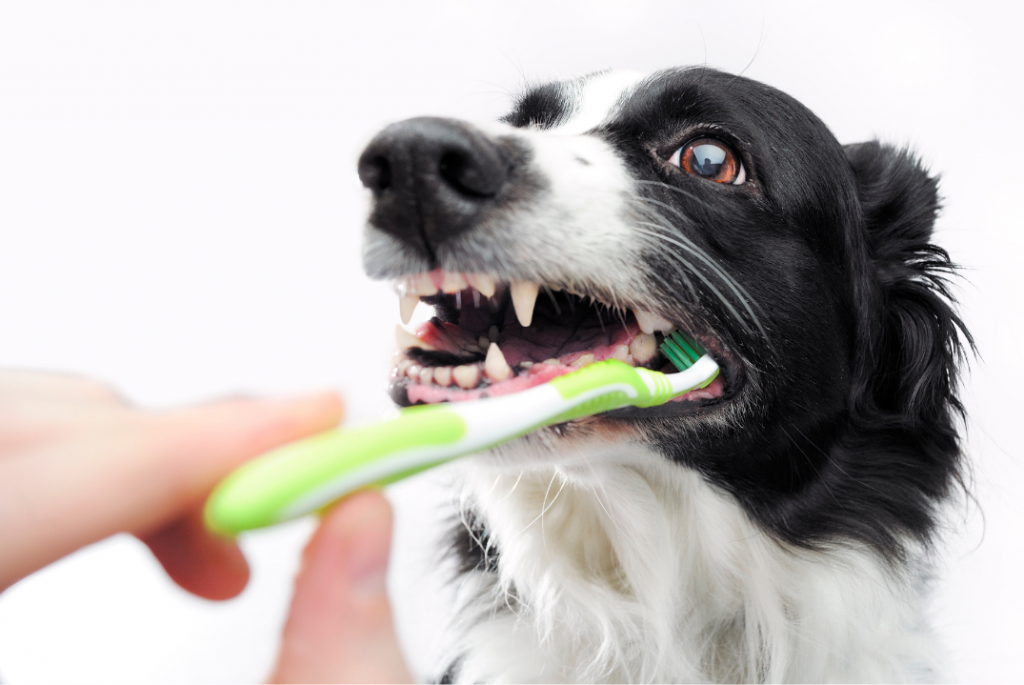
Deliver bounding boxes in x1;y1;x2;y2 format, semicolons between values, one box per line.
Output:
669;139;745;185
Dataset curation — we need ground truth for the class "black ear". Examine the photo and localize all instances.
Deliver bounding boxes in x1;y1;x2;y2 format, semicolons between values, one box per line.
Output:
844;141;971;424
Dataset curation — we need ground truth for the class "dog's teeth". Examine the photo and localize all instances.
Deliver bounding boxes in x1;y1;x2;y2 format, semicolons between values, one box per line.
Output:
441;272;468;294
542;358;559;365
611;344;631;364
396;358;413;377
633;309;673;335
520;361;534;369
488;325;499;343
488;282;507;312
485;342;512;382
395;324;436;351
453;364;480;389
434;366;452;386
466;273;496;298
570;353;596;368
407;364;422;380
399;294;419;325
408;272;438;297
418;367;434;384
510;280;540;327
478;335;490;349
630;332;657;363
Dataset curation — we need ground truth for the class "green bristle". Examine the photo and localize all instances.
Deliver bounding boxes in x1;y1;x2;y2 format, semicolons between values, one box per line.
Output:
660;337;690;369
659;331;706;372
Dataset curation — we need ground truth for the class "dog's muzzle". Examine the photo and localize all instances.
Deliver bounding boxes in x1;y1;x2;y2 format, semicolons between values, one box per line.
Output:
357;117;507;259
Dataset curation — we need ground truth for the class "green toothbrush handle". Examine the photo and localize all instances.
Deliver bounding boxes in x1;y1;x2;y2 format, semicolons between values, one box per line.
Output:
204;357;719;536
204;403;468;535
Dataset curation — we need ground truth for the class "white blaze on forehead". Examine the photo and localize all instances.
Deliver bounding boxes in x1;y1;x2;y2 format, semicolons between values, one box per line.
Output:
555;70;648;136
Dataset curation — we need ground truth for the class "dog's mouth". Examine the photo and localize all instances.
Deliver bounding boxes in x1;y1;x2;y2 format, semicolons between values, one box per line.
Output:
388;270;727;413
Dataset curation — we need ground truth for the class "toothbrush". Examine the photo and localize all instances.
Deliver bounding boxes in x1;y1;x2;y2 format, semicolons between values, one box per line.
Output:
203;331;718;536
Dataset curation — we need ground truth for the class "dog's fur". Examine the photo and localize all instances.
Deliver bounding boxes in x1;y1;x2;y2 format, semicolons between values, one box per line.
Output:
360;68;970;682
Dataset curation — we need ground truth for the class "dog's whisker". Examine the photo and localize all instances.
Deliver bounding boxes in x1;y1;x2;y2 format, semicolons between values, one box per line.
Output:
632;222;750;329
498;470;524;502
629;195;768;338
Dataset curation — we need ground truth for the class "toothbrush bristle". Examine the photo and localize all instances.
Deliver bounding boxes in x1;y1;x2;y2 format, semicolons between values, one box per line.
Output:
660;331;706;371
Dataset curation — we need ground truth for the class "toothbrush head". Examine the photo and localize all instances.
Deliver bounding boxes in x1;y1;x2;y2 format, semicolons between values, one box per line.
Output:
660;331;707;371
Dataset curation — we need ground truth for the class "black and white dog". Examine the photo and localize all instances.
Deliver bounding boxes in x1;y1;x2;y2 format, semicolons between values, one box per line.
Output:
357;68;969;682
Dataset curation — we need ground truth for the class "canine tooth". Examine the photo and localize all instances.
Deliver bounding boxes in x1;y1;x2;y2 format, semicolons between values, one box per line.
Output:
488;325;499;343
571;353;596;368
441;272;468;294
478;336;490;349
434;366;452;386
453;364;480;389
485;342;512;382
633;309;673;335
409;272;438;297
630;332;658;363
399;294;419;325
611;344;631;363
395;325;436;351
510;280;540;327
419;367;434;384
466;273;496;298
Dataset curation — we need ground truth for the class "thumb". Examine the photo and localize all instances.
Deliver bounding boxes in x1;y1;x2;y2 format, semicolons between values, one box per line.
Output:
271;490;414;684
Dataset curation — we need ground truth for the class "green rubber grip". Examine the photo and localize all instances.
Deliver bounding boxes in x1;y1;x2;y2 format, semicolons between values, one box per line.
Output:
203;404;466;536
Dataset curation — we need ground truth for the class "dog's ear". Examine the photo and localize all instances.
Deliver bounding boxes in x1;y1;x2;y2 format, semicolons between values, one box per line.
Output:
844;141;970;423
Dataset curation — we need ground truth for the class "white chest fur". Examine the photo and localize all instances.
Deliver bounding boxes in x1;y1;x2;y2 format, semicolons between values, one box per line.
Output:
442;441;943;683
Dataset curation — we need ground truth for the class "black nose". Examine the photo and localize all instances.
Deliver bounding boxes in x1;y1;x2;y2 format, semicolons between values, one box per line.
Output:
357;117;507;257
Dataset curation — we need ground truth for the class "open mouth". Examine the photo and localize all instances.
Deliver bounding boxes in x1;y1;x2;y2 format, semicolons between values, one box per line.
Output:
389;270;727;412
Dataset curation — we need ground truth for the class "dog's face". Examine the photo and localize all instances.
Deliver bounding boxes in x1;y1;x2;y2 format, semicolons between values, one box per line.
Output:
358;68;966;554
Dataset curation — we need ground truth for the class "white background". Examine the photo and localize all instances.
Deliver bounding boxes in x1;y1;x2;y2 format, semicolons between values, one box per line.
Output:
0;1;1021;682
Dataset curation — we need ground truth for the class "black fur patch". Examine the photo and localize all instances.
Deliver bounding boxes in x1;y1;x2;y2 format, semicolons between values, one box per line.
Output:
447;506;500;575
500;80;574;129
499;68;971;562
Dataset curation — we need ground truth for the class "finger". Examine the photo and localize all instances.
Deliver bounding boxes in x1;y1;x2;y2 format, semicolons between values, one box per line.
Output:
140;507;250;601
0;391;343;592
129;391;345;536
271;490;413;684
0;368;123;405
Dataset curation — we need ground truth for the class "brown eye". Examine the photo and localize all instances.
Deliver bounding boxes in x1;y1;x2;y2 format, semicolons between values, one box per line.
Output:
669;138;745;185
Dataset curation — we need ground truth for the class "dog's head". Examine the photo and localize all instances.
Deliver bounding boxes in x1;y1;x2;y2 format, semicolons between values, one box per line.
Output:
358;68;969;557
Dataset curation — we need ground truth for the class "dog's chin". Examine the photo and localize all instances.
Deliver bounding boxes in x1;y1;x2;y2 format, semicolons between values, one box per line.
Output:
385;270;740;426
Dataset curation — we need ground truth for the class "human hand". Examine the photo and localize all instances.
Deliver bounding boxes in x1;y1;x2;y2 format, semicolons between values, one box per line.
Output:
0;369;414;682
271;490;414;683
0;368;342;597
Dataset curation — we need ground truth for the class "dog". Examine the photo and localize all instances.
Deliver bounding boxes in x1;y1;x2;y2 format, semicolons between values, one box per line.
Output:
356;68;970;682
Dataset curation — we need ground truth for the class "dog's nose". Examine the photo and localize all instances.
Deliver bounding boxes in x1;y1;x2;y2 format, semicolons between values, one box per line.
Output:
358;117;507;256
